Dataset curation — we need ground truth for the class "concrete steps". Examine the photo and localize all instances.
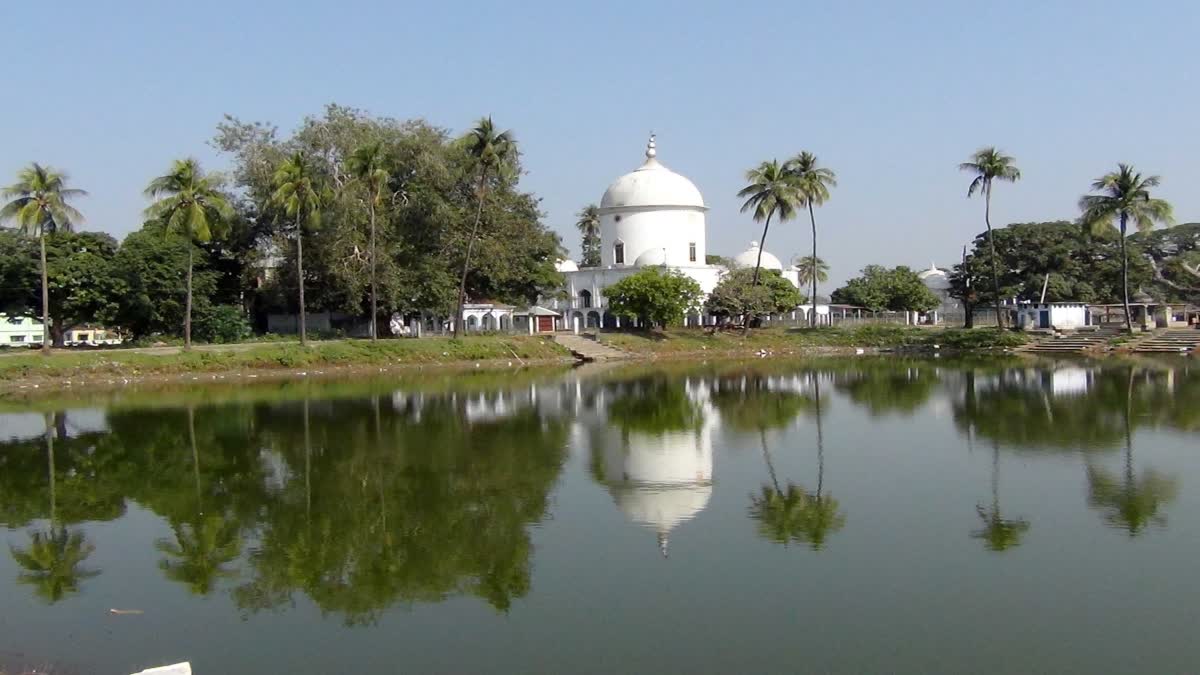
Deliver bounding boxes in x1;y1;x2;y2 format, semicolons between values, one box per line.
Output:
553;333;628;362
1132;328;1200;354
1021;327;1124;354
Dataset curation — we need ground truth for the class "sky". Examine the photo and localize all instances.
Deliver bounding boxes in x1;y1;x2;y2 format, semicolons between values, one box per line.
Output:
3;0;1198;291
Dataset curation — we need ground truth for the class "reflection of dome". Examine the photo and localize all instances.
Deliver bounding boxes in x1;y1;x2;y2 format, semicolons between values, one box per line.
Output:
596;426;714;557
600;138;705;210
555;259;579;272
633;247;668;267
733;241;783;271
918;263;951;292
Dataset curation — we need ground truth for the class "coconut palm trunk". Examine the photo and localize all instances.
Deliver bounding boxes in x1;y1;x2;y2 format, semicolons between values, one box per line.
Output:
808;203;819;328
455;176;488;339
185;244;194;350
1119;213;1133;334
297;225;307;346
39;234;51;353
45;412;57;525
369;201;377;341
751;213;773;288
984;184;1004;329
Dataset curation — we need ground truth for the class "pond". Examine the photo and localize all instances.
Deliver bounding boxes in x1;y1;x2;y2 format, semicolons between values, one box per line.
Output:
1;357;1198;674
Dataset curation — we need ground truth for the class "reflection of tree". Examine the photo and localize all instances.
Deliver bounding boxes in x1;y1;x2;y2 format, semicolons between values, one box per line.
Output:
971;443;1029;551
710;374;813;433
747;376;844;549
608;378;703;433
1085;370;1179;536
156;515;241;594
7;412;100;603
10;527;98;603
833;364;937;417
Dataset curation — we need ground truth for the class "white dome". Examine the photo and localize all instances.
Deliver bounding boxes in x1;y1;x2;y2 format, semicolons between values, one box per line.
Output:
599;136;705;211
555;259;579;272
733;241;783;271
633;247;668;267
918;263;950;291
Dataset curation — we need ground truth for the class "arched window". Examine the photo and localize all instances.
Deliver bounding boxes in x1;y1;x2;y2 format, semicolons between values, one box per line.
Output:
689;242;697;262
579;289;593;308
614;241;625;265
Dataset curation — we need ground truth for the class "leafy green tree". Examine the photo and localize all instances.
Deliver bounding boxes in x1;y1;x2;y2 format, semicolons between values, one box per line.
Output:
949;221;1153;308
960;148;1021;328
704;267;804;326
785;152;837;327
1132;222;1200;303
793;255;829;289
1079;164;1175;333
737;160;800;289
346;141;391;340
454;118;517;338
576;203;601;267
831;265;940;313
271;152;327;346
1;163;87;351
602;267;702;328
144;159;234;349
109;225;219;339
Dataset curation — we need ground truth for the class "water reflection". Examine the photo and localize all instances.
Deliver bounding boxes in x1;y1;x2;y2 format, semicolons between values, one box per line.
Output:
971;441;1030;551
593;377;714;557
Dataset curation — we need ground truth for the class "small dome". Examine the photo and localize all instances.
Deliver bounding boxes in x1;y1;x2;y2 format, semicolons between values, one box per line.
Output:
633;247;668;267
555;259;579;272
733;241;783;271
1132;289;1155;304
918;263;951;291
599;135;706;210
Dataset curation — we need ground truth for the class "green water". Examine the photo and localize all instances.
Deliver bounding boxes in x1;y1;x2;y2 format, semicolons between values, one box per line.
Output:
1;357;1197;674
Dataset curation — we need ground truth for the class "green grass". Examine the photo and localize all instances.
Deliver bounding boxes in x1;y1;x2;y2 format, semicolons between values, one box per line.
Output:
597;325;1028;354
0;336;571;383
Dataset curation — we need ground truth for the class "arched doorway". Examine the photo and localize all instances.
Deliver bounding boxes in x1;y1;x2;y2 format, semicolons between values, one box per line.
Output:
603;313;619;329
482;314;496;331
587;311;601;328
499;315;511;331
579;289;593;308
467;315;479;331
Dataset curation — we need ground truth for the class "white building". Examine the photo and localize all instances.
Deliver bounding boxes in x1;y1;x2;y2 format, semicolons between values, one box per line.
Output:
916;263;961;324
550;136;805;328
1014;302;1091;330
1;315;44;347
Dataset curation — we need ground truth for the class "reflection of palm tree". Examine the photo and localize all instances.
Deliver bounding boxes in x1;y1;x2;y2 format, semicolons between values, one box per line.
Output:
10;527;98;603
9;412;99;603
1085;368;1179;536
748;375;845;549
972;444;1030;551
156;515;241;595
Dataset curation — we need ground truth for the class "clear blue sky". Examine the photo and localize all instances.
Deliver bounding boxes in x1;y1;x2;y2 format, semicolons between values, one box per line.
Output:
4;0;1197;290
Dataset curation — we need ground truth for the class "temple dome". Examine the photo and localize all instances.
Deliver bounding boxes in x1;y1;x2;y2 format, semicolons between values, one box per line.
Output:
599;136;705;211
733;241;783;271
555;259;579;272
918;263;950;291
634;247;668;267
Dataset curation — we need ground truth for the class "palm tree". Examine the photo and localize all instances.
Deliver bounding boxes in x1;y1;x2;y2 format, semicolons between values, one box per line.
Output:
785;153;837;327
793;255;829;289
1;164;87;352
960;148;1021;329
1079;164;1174;334
144;159;233;350
347;142;391;341
972;443;1030;551
454;117;516;338
271;152;326;346
156;515;242;595
737;160;800;288
575;203;602;268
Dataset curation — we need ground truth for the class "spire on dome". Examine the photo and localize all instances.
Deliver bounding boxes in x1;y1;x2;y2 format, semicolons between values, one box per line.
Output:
645;133;657;159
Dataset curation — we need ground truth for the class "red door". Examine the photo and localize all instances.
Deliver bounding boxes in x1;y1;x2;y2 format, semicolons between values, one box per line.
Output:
537;316;554;333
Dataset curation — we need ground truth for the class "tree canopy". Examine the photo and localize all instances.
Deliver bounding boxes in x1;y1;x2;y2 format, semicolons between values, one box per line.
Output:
602;267;703;328
831;265;940;312
705;267;804;323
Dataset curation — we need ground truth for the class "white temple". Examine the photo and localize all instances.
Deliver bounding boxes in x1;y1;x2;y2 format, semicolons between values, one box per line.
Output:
550;136;804;328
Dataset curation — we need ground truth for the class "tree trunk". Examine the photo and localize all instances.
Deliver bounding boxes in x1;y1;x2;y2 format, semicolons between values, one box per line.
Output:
744;213;774;336
369;201;377;341
1120;213;1134;335
297;222;307;347
809;202;819;328
185;244;193;350
814;375;824;498
454;176;488;339
39;234;51;353
51;323;67;348
760;429;781;495
984;184;1004;329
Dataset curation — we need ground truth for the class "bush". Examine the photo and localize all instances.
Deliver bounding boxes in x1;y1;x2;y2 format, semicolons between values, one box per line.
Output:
193;304;252;344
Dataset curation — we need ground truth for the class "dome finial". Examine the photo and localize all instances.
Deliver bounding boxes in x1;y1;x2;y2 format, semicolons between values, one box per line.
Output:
645;132;657;159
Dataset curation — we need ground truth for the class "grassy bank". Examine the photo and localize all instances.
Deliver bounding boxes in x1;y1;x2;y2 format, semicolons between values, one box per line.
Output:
598;325;1028;355
0;336;571;384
